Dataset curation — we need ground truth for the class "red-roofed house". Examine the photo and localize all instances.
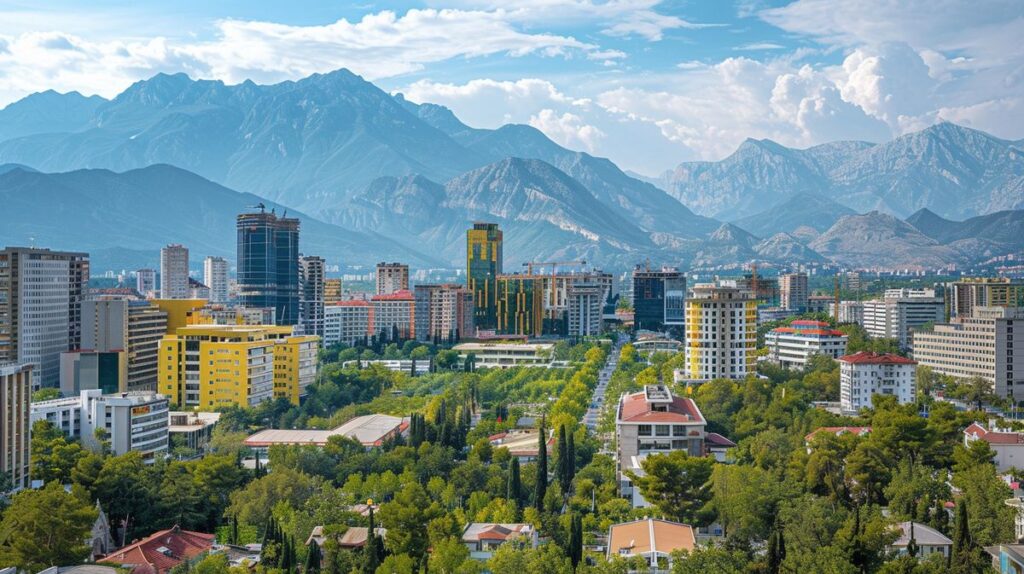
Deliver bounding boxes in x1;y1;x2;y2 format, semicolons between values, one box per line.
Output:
461;523;538;560
765;321;848;369
964;421;1024;472
98;526;215;574
839;352;917;414
616;385;708;500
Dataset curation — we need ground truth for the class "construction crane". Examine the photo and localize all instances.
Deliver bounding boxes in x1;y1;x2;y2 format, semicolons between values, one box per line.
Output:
520;260;588;316
521;260;587;276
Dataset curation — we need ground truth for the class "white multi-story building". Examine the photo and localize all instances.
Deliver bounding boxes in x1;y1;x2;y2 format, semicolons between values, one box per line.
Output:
912;306;1024;401
299;256;326;338
684;284;757;380
836;301;865;324
160;244;190;299
371;290;416;340
616;385;706;499
453;342;554;368
780;272;809;311
0;247;89;389
862;288;944;348
0;363;31;491
135;268;157;296
839;351;917;414
324;301;374;347
414;284;474;343
375;262;409;296
203;256;229;303
31;390;169;461
567;282;604;337
765;320;848;369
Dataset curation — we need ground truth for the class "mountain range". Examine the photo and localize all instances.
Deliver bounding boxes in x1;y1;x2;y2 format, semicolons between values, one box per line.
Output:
0;69;1021;271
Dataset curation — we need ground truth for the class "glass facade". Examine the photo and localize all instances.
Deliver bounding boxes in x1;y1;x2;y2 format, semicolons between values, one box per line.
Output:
466;223;502;330
237;210;300;326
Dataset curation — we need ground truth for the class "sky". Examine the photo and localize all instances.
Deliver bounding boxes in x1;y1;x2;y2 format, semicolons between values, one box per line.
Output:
0;0;1022;175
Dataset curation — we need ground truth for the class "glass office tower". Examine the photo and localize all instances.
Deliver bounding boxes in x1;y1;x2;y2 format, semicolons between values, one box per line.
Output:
237;208;300;326
466;222;503;331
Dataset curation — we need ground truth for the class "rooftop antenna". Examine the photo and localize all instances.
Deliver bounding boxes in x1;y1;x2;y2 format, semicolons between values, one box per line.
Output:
248;203;266;213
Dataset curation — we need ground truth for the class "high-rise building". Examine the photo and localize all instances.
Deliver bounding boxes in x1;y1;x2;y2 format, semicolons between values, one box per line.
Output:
736;274;780;307
300;256;326;337
0;363;31;491
325;278;343;305
414;284;474;343
81;299;168;391
203;256;229;303
160;244;190;299
0;247;89;389
237;209;300;326
371;290;416;341
951;278;1024;318
567;282;603;338
631;266;686;331
136;269;157;296
839;352;917;413
837;301;865;324
375;262;409;296
684;284;757;381
159;325;317;408
862;288;944;348
912;306;1024;401
779;272;809;312
59;350;124;395
496;275;544;336
324;301;374;347
467;223;503;331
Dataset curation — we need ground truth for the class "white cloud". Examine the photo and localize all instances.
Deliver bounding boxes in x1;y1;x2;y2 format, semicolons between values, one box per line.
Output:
734;42;785;51
529;108;605;151
833;43;938;133
400;78;590;128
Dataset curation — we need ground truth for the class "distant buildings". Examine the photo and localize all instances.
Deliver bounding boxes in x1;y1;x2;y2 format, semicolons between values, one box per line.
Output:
414;284;474;343
631;265;686;332
567;282;604;337
780;272;809;312
300;255;326;338
81;299;168;392
616;385;707;500
168;411;220;456
683;283;756;381
912;306;1024;400
159;325;317;408
839;351;917;413
488;429;553;464
836;301;865;324
60;350;124;395
325;301;374;347
202;256;229;303
135;268;156;296
963;421;1024;473
951;277;1024;318
325;278;343;305
372;289;416;341
159;244;190;299
0;363;31;491
0;247;89;389
606;519;695;569
495;269;611;337
863;288;944;348
31;390;170;461
237;209;300;326
453;342;554;369
467;223;503;331
765;320;848;369
375;262;409;295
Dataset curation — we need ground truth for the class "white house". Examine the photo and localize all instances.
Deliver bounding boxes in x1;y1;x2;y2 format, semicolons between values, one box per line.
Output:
839;352;917;414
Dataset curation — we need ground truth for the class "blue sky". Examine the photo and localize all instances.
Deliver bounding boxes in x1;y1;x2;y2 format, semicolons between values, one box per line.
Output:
0;0;1021;174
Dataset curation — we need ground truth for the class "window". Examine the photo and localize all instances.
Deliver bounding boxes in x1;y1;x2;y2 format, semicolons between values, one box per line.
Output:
655;425;670;437
638;425;652;436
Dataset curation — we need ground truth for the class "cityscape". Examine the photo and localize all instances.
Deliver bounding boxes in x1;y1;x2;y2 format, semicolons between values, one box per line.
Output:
0;2;1023;574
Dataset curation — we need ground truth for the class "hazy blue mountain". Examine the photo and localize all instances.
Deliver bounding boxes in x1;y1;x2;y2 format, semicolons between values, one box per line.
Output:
809;211;961;269
0;164;438;269
907;207;1024;250
0;90;105;141
734;192;856;237
660;122;1024;220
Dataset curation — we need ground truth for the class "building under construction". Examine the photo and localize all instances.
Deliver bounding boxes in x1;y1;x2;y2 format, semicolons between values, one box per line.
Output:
494;261;612;337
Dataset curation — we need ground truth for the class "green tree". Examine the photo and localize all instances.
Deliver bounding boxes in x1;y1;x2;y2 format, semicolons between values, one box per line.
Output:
535;418;548;511
378;482;442;560
627;451;714;525
227;467;319;530
95;451;156;541
30;419;85;484
507;457;523;506
429;536;471;573
0;482;97;571
670;545;747;574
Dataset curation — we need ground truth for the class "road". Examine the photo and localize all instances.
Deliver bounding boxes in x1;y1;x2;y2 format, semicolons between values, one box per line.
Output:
583;333;624;432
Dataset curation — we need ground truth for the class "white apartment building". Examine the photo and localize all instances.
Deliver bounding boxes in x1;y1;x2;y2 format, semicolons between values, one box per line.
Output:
839;351;917;414
0;247;89;389
862;288;944;348
31;389;169;461
203;256;229;303
0;363;31;491
616;385;706;499
912;306;1024;401
324;301;373;347
837;301;865;324
684;284;757;380
159;244;190;299
765;320;848;369
780;272;809;311
567;282;604;337
135;269;156;296
375;262;409;296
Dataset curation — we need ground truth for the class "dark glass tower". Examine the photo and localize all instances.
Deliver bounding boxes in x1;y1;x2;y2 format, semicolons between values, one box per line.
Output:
466;222;503;331
237;208;300;326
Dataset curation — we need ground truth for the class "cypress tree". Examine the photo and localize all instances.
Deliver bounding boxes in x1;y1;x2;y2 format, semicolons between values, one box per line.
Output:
567;430;576;483
557;424;568;491
907;521;919;558
364;507;382;574
507;457;522;506
535;417;548;511
306;541;321;574
232;515;239;545
951;502;971;568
